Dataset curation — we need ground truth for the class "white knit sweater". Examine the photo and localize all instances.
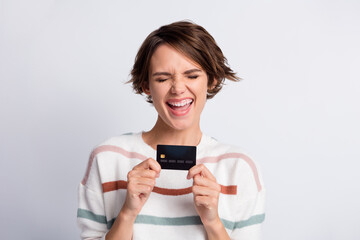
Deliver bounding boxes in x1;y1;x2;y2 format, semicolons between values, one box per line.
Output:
77;132;265;239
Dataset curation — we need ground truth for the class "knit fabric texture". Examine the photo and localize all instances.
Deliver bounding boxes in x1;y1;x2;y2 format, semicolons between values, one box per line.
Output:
77;132;265;239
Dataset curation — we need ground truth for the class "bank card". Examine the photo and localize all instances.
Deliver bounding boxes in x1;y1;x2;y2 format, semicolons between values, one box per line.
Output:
156;145;196;170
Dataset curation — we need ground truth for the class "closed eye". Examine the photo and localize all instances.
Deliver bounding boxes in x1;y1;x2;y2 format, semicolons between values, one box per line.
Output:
188;75;199;79
156;78;168;82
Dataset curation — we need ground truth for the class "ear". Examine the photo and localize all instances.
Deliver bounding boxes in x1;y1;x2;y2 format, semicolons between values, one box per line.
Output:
142;82;151;95
208;78;218;91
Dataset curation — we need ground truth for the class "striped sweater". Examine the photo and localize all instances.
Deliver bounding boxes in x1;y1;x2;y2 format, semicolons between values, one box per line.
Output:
77;132;265;239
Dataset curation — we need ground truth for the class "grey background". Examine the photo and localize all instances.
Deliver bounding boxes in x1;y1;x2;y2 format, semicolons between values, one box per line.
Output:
1;0;359;239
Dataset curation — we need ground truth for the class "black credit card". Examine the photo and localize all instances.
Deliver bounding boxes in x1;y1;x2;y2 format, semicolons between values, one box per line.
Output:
156;145;196;170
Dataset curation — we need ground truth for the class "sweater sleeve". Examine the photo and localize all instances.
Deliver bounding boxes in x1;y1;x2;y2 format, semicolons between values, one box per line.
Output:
77;154;108;240
229;189;266;239
229;157;266;240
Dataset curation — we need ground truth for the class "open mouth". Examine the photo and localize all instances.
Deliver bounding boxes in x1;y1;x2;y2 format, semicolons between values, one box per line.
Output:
166;98;193;116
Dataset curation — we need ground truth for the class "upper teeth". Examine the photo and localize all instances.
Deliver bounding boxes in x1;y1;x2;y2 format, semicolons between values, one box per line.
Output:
168;99;193;107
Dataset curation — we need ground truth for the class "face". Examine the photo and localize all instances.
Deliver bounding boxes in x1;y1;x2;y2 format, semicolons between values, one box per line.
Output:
144;44;210;131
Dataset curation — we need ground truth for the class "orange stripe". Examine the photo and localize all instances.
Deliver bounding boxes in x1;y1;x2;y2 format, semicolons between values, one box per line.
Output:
153;186;193;195
221;185;237;194
102;180;237;195
103;180;127;193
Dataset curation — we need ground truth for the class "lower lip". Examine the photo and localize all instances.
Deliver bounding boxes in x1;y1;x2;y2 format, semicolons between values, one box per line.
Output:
166;102;193;117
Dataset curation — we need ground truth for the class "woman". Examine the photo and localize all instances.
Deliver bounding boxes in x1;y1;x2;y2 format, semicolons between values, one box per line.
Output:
77;21;265;240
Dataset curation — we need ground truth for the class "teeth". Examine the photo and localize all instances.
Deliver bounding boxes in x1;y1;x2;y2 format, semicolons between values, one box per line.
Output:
168;99;193;107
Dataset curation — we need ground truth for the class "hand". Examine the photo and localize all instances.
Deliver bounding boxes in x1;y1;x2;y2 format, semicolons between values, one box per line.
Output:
187;164;221;226
121;158;161;218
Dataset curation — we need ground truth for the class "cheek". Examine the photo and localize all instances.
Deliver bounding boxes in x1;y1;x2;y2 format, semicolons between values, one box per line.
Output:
196;82;209;100
149;85;167;106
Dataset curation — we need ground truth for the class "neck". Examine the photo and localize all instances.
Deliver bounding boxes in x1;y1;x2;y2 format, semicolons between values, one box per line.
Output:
142;116;202;150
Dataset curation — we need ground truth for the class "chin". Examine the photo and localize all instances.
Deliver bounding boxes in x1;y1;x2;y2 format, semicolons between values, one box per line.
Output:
169;123;191;131
166;119;195;131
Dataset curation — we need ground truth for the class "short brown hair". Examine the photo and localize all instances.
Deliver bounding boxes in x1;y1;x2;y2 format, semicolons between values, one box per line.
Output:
129;20;240;103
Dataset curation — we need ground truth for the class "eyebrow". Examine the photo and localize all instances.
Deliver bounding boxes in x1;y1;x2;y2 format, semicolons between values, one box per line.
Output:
184;69;202;74
152;72;172;77
152;68;202;77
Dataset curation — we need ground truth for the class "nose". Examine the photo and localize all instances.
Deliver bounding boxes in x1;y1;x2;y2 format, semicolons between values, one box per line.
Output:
170;77;186;95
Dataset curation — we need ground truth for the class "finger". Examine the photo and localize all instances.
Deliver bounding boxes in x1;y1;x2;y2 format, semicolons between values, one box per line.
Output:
128;184;153;197
187;164;216;181
133;158;161;174
128;177;156;188
192;185;219;198
128;169;158;179
193;175;221;192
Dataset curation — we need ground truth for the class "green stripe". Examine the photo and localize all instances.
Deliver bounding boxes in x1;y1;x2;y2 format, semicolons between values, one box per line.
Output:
77;208;115;229
77;208;107;224
221;214;266;229
134;214;265;230
135;215;203;226
77;208;265;230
